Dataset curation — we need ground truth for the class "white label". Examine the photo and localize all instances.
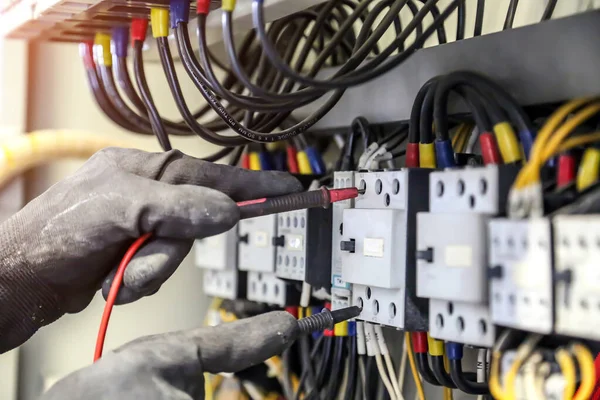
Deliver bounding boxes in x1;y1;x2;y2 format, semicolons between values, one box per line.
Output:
363;238;384;258
253;231;268;247
513;261;543;289
285;234;304;251
444;245;473;268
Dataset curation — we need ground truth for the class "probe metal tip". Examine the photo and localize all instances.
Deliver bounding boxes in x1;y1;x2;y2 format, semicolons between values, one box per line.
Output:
357;188;366;195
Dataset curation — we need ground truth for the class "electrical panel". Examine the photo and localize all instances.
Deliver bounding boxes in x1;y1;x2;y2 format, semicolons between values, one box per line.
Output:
246;271;299;307
330;171;355;311
275;208;332;290
488;218;553;334
417;165;518;346
340;169;430;329
194;227;242;300
553;215;600;340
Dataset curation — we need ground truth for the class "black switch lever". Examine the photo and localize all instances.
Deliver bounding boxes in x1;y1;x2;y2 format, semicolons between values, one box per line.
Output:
340;239;356;253
416;247;434;263
487;265;504;280
272;235;285;247
239;233;249;244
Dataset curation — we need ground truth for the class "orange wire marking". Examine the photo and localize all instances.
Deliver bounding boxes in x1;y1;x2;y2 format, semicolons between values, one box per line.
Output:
94;233;152;361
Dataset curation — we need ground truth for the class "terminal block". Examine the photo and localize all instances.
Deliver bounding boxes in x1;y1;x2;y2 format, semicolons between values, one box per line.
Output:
331;171;355;311
417;165;518;346
238;215;277;273
195;227;243;300
488;218;553;334
246;271;300;306
275;208;332;290
340;169;430;329
553;215;600;340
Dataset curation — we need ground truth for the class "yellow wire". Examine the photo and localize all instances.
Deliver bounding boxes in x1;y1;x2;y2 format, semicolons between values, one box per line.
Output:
557;131;600;153
572;344;596;400
443;354;453;400
515;98;596;189
405;333;426;400
489;350;506;400
458;124;474;153
556;348;576;400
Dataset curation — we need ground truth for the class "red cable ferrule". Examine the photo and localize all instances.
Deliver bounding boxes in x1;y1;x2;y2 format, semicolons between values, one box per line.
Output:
411;332;428;353
241;152;250;169
324;328;335;337
79;41;95;69
131;18;149;44
405;143;420;168
480;132;502;165
286;145;299;173
285;306;299;318
197;0;210;14
557;153;576;188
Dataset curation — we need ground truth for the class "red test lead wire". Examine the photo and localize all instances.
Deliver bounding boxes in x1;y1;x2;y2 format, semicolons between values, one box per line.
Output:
94;232;152;361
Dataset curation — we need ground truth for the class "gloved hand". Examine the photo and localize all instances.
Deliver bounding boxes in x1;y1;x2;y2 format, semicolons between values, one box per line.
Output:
0;148;302;353
42;311;299;400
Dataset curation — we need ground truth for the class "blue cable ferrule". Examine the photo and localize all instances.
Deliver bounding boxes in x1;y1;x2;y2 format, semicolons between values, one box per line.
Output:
348;321;356;337
446;342;463;361
435;139;456;168
312;330;323;340
305;147;324;175
518;129;535;160
170;0;190;28
258;152;272;170
112;27;129;58
273;151;286;171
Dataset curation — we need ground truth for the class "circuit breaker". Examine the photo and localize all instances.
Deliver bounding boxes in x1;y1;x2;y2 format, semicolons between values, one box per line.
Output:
331;171;355;311
488;218;553;334
275;208;332;290
195;227;243;300
246;271;300;306
417;165;518;346
238;215;277;273
340;169;430;329
553;215;600;340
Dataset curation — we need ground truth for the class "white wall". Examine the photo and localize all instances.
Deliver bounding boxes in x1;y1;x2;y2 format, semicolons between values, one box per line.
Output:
6;1;600;399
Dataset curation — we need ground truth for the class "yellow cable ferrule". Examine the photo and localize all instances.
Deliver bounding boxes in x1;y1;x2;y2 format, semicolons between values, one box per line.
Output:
94;33;112;67
150;8;170;38
249;152;261;171
305;307;313;317
427;334;445;356
297;151;312;174
577;148;600;191
334;320;349;337
222;0;236;12
493;122;522;164
419;142;436;168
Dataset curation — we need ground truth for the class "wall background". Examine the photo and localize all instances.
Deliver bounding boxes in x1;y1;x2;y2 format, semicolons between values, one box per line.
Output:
0;1;597;399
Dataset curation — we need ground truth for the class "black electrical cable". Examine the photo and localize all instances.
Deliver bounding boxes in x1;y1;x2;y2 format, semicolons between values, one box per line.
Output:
156;37;248;146
419;80;438;143
252;0;461;90
541;0;558;20
474;0;485;36
300;336;333;400
176;23;347;142
203;147;235;162
228;146;244;166
449;359;490;395
82;64;144;133
416;353;441;386
132;41;172;151
365;355;376;400
415;0;447;44
503;0;519;30
295;335;324;400
324;337;345;399
431;355;457;388
410;78;438;144
456;0;466;40
343;336;357;400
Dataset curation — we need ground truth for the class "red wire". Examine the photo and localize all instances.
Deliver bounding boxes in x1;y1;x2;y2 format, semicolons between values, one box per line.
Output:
94;232;152;361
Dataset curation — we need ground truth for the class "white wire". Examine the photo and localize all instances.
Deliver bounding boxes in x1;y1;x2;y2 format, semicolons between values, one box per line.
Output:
375;353;399;400
299;282;311;308
359;357;367;400
384;352;404;400
477;348;486;400
398;342;408;392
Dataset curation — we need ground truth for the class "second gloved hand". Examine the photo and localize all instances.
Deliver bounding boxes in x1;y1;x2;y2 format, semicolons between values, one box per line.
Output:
42;311;300;400
0;148;302;353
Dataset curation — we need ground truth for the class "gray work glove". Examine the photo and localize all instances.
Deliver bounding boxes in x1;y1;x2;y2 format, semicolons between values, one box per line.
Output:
0;148;302;353
42;311;299;400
